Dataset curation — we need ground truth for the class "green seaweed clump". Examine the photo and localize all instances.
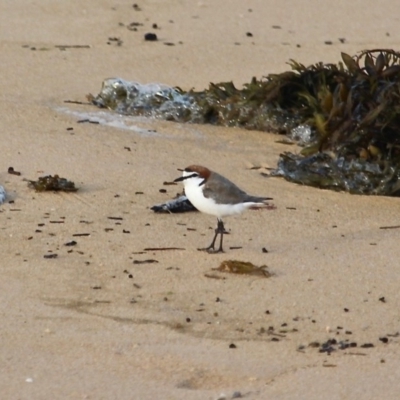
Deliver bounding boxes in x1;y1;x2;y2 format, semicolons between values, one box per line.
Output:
28;175;78;192
274;49;400;195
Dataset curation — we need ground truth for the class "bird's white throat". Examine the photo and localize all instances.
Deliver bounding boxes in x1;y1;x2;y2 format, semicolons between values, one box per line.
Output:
182;173;205;205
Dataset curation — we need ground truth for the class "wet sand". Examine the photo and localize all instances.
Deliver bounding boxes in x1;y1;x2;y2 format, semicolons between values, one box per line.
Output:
2;1;400;399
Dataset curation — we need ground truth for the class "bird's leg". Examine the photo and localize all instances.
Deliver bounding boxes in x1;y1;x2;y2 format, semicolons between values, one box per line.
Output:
198;219;228;253
198;220;219;253
202;226;219;252
215;219;227;253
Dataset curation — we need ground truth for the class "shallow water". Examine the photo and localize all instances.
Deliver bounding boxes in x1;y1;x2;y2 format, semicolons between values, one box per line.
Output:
57;107;164;137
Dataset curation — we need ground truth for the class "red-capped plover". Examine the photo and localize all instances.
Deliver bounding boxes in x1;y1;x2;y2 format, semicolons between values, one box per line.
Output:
174;165;273;253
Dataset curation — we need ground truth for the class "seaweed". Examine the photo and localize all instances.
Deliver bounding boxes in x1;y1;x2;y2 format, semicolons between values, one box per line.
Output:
215;260;272;277
288;50;400;157
91;49;400;196
28;175;78;192
275;50;400;195
90;77;302;134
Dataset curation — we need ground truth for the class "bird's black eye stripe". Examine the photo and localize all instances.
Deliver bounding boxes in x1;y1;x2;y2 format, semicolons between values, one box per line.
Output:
185;173;199;180
198;179;206;186
174;173;199;182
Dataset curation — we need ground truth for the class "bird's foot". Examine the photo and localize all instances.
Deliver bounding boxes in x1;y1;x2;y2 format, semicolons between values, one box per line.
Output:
197;246;225;254
208;247;225;254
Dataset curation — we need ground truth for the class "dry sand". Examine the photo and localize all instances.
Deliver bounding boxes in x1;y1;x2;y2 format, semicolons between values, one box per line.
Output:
2;1;400;399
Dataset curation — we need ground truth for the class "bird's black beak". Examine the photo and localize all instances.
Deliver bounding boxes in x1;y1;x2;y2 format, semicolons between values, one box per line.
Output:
174;168;185;182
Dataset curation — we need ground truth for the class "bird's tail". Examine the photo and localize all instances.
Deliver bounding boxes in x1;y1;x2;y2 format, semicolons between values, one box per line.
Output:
249;197;276;210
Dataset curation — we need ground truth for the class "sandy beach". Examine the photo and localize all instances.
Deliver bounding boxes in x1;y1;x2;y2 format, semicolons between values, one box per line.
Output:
2;1;400;399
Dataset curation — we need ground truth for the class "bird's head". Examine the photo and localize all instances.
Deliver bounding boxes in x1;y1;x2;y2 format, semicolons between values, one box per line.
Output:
174;165;211;187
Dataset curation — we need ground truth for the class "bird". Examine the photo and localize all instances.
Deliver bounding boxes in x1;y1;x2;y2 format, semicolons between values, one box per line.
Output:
174;165;273;253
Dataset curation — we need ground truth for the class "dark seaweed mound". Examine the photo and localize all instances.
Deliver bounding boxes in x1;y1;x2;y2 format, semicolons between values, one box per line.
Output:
273;50;400;195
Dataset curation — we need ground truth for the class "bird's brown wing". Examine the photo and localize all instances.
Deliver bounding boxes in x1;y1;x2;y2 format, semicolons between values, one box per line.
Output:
202;172;271;205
